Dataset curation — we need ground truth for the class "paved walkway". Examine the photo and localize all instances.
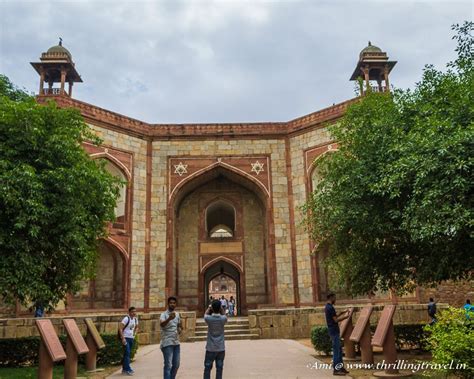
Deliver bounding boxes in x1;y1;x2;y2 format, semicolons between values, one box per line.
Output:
108;339;336;378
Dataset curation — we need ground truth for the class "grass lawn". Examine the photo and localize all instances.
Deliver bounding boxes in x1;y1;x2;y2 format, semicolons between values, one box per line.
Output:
0;365;119;379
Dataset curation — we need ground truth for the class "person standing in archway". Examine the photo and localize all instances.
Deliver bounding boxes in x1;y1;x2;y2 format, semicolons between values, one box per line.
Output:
204;299;227;379
220;295;228;313
160;297;182;379
228;296;235;317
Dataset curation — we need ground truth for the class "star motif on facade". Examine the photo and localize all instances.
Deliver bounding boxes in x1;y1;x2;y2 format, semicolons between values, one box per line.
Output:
250;161;265;175
174;162;188;176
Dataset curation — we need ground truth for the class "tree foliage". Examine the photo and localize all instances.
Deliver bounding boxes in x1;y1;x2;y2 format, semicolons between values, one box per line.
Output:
425;307;474;379
0;74;121;309
303;22;473;296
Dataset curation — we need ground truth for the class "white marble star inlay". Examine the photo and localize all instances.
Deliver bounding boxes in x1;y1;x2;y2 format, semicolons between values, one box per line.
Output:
174;162;188;176
251;161;265;175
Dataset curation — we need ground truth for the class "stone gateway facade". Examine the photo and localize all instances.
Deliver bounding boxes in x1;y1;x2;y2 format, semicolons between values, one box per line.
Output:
2;41;470;318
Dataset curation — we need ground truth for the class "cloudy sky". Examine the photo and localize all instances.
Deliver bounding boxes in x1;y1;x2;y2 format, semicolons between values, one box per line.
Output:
0;0;472;123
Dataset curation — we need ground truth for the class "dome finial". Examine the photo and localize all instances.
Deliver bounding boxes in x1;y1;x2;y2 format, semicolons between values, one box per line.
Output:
59;37;63;46
368;41;371;46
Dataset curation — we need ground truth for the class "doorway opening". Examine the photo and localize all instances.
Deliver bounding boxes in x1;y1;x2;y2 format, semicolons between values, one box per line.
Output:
203;260;241;316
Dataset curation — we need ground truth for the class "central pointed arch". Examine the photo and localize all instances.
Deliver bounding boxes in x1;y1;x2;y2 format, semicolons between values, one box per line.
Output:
166;164;277;313
202;258;242;316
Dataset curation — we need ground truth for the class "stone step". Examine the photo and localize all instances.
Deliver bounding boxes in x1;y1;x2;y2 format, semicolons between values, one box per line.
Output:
196;318;249;326
195;323;249;331
188;334;259;342
194;329;253;337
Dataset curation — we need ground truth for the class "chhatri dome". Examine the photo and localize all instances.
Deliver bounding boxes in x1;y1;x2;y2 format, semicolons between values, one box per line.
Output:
30;38;82;96
359;41;383;58
46;39;72;60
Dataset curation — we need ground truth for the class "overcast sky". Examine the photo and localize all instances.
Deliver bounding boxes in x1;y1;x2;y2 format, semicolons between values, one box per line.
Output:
0;0;472;123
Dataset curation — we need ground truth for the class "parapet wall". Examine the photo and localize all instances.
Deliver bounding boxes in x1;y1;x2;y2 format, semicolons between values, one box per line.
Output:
0;311;196;345
0;304;449;344
248;304;447;339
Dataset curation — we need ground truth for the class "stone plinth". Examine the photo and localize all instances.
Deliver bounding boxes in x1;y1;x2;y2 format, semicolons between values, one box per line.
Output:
248;304;447;339
0;311;196;345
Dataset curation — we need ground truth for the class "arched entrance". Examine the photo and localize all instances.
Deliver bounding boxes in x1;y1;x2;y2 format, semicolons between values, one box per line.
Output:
169;164;275;315
70;239;126;310
203;260;241;316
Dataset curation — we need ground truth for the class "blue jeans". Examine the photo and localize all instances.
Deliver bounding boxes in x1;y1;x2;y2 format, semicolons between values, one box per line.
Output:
161;344;180;379
329;330;343;370
122;337;134;372
204;350;225;379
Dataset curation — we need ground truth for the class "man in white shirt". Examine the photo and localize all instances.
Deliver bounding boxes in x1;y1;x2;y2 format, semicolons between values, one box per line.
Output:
118;306;139;376
160;296;182;379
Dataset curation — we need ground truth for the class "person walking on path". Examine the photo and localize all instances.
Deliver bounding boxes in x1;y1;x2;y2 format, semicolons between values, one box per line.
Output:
463;299;474;320
325;293;350;376
119;306;139;376
228;296;235;317
160;296;182;379
427;297;437;325
203;299;227;379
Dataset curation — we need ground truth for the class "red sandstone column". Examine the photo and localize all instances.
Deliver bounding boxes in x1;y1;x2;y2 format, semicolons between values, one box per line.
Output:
384;65;390;92
60;69;66;95
364;66;370;94
39;70;45;95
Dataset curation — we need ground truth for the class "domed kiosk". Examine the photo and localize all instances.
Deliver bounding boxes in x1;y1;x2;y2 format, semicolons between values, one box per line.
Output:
350;41;397;94
30;39;82;96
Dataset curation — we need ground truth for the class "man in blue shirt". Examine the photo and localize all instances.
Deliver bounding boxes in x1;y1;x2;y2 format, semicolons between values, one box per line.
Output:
203;299;227;379
325;293;350;376
463;299;473;320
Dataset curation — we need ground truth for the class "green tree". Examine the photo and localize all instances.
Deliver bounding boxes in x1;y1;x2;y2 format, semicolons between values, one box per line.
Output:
0;74;121;309
425;307;474;379
303;22;473;296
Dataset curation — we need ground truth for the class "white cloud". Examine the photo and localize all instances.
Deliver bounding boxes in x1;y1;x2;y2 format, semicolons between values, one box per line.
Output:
0;0;472;123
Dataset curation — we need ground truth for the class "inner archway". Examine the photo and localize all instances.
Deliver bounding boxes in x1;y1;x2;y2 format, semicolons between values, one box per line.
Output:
70;239;126;310
204;260;241;316
172;166;272;314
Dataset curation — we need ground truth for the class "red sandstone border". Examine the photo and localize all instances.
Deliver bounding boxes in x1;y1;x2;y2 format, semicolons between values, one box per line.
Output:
37;94;358;139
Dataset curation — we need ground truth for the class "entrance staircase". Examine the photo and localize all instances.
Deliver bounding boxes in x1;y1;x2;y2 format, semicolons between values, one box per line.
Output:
188;316;259;342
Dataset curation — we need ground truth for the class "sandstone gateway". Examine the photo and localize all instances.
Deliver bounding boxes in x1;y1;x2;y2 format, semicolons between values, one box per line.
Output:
1;42;470;319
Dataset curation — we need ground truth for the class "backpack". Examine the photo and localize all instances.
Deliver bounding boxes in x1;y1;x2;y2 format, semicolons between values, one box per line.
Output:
118;316;131;340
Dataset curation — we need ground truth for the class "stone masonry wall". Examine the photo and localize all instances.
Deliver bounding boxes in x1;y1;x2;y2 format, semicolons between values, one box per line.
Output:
176;193;200;309
248;304;447;339
0;311;196;345
418;281;474;307
242;192;266;306
289;127;333;303
89;124;148;309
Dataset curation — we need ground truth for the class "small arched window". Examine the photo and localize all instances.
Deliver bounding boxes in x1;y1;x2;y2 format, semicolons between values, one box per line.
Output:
206;200;235;238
